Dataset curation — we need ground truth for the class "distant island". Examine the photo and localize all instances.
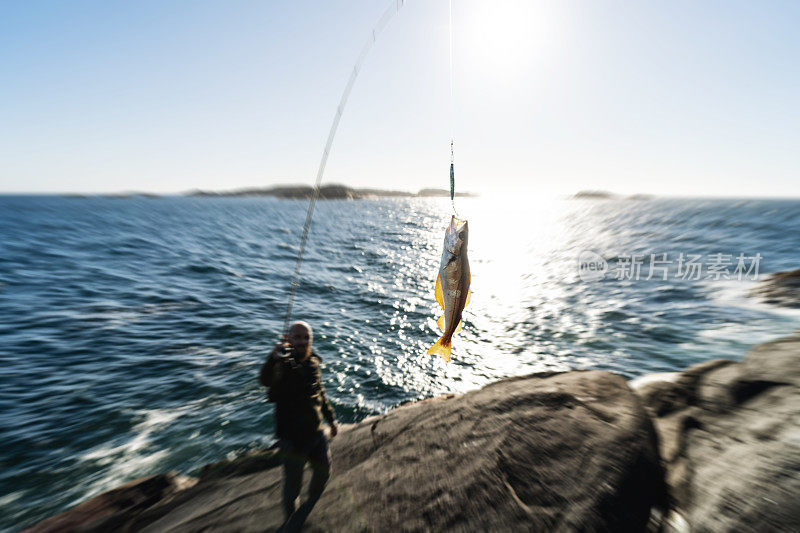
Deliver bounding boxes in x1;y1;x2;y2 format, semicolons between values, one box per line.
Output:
186;184;476;200
572;190;654;201
62;192;162;199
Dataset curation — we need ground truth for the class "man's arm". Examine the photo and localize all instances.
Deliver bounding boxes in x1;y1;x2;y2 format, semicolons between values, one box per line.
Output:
320;387;336;425
259;343;288;387
321;389;338;437
314;363;338;437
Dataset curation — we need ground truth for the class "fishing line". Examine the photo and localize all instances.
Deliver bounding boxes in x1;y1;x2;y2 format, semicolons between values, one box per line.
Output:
448;0;458;217
282;0;406;335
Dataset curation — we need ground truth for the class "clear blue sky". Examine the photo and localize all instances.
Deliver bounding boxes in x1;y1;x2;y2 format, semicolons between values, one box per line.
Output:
1;0;798;196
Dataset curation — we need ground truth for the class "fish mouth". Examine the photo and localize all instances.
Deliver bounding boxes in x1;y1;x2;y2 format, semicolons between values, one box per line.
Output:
449;216;468;232
445;216;468;254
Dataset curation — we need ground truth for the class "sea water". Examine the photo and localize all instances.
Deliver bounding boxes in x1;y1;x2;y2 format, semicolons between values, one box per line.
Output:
1;195;799;528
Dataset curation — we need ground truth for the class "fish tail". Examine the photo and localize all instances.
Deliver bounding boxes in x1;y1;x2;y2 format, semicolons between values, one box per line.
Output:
427;336;452;363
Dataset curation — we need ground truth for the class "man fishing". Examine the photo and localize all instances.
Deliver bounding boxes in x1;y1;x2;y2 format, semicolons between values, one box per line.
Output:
259;321;338;531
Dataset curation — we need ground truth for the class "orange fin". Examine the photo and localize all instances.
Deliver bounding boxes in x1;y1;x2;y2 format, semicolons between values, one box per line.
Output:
437;316;462;333
434;273;444;309
465;287;471;306
427;337;452;362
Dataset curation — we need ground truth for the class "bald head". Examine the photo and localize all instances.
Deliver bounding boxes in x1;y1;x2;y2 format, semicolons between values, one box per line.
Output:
287;321;313;360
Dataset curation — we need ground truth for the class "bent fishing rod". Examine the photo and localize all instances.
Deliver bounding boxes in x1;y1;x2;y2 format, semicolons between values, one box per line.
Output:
282;0;407;335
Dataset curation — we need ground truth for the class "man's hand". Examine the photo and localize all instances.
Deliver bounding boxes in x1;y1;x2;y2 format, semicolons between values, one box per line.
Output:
329;422;338;438
260;342;290;388
269;342;290;359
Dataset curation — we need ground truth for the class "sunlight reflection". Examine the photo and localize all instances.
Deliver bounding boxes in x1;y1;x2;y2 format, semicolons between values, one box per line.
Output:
370;196;578;397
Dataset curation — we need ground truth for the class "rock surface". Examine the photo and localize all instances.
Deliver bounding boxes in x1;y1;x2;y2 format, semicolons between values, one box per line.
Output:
29;370;665;532
23;473;195;533
750;268;800;308
633;336;800;532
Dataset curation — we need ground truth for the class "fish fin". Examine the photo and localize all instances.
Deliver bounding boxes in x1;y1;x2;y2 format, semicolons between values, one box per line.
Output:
427;337;452;362
436;314;446;331
465;287;471;306
454;319;463;333
435;273;444;309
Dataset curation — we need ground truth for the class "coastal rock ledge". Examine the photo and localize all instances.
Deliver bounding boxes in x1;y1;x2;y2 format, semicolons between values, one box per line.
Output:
633;335;800;532
27;371;666;532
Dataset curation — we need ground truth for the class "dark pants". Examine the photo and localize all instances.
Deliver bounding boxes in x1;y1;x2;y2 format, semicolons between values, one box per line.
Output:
279;433;331;531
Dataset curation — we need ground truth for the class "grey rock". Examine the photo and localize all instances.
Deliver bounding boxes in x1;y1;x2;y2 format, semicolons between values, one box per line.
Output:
22;473;195;533
635;336;800;532
751;268;800;308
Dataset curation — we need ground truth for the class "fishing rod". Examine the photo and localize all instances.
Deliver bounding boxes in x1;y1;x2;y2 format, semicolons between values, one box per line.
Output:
282;0;407;335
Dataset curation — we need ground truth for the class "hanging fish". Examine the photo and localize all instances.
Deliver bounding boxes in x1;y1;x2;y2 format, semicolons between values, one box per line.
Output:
428;215;471;362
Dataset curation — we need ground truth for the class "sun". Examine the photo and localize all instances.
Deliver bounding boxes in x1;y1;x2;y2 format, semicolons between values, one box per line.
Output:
458;0;557;79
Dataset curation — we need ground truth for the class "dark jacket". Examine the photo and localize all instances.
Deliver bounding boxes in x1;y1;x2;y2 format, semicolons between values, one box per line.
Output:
259;350;336;445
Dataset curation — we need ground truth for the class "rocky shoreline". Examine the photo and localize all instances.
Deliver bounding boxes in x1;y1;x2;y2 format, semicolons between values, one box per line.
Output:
24;331;799;532
633;336;800;531
24;271;800;531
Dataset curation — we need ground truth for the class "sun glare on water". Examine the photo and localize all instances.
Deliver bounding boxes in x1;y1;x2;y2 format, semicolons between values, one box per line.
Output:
410;196;574;392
